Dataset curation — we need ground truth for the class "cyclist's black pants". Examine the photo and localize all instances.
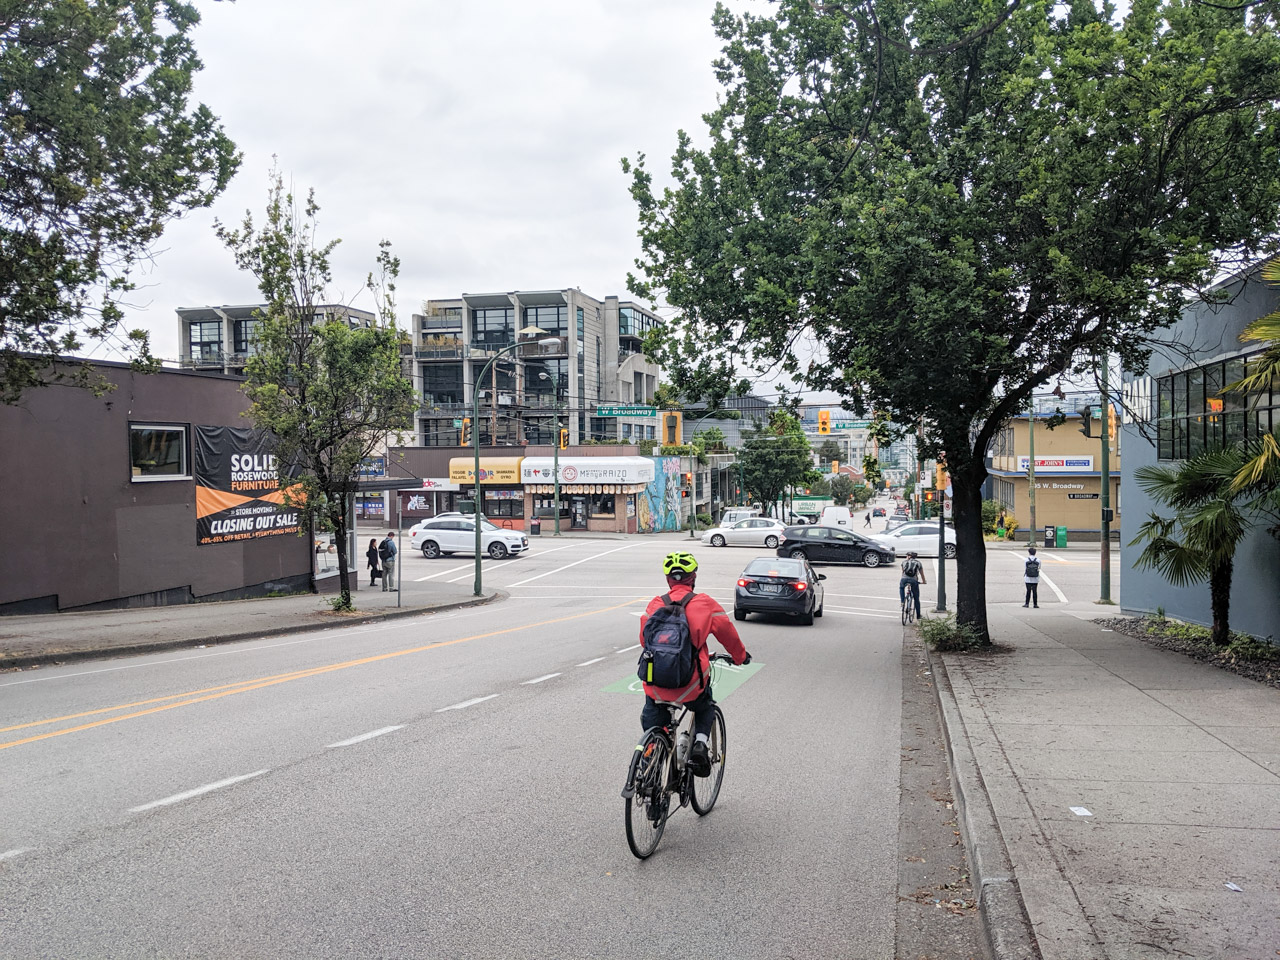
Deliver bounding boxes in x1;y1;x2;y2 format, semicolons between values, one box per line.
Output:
899;577;922;618
642;686;716;739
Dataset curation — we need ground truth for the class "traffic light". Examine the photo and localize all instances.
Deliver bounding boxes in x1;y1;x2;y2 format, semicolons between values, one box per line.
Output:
559;428;569;450
461;417;471;445
936;464;948;490
662;411;683;445
1078;404;1095;438
818;410;831;435
923;490;935;502
1107;404;1117;441
830;460;839;474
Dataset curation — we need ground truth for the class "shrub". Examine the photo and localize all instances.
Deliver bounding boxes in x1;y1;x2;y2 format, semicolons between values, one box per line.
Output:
917;613;986;652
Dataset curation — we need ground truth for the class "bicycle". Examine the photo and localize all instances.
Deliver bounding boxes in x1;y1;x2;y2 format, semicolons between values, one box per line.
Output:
622;653;733;859
901;580;919;625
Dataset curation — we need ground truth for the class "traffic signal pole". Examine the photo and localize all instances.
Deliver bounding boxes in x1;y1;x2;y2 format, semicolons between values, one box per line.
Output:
1099;361;1113;603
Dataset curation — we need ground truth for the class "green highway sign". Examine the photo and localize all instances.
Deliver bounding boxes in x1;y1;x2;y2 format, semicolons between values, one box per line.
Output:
602;661;764;697
452;419;463;427
595;405;657;417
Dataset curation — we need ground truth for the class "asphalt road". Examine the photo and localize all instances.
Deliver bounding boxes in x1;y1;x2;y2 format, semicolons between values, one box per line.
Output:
0;530;1107;957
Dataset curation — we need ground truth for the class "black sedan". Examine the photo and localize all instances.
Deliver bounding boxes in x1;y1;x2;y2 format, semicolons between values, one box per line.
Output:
734;556;825;625
776;525;897;567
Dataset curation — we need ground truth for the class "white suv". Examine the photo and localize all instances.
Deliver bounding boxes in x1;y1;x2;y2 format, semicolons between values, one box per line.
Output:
408;517;528;560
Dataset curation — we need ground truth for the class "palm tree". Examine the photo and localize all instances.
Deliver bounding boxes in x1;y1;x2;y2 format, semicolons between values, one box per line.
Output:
1225;257;1280;495
1130;448;1253;646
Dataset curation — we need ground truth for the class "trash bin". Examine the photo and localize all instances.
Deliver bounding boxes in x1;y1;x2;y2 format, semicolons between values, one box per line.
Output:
1044;526;1054;548
1055;525;1068;548
529;519;541;536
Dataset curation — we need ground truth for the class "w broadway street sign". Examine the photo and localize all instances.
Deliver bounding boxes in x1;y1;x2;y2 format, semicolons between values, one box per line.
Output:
595;405;657;417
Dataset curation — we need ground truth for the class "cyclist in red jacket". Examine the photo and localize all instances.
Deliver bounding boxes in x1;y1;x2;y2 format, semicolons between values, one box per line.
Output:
639;551;750;776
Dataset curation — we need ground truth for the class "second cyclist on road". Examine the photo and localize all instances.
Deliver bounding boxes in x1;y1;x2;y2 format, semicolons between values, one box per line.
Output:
899;550;927;620
638;552;750;777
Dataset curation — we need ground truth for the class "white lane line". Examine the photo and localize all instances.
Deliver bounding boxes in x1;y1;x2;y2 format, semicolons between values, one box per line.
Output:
1039;569;1068;604
327;725;404;748
522;673;561;685
130;770;269;813
436;694;499;712
414;562;473;581
505;543;638;587
822;609;899;620
445;558;521;583
616;643;641;654
577;657;607;666
0;848;31;861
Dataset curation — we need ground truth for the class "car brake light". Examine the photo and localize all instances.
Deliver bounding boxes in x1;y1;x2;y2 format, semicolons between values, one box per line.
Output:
737;578;750;587
793;581;808;590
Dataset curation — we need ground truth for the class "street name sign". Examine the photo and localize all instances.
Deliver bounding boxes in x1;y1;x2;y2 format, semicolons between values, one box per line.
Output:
595;405;657;417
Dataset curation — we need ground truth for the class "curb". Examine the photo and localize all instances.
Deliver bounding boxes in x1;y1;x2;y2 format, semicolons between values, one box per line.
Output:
921;637;1043;960
0;592;501;671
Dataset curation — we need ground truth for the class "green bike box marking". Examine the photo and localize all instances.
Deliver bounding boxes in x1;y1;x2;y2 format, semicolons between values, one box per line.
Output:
603;661;763;697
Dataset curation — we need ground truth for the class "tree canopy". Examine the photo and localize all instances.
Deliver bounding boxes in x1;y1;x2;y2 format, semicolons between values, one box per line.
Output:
217;170;414;611
627;0;1280;639
1;0;239;402
738;410;813;511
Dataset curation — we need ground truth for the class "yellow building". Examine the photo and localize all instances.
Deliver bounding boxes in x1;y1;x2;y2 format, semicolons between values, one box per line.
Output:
988;410;1121;541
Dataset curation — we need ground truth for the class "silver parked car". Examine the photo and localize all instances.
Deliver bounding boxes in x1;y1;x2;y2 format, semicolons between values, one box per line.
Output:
701;517;789;549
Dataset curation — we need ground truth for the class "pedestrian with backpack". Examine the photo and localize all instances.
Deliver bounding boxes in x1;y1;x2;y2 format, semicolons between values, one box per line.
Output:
1023;546;1041;608
637;552;750;777
378;531;397;592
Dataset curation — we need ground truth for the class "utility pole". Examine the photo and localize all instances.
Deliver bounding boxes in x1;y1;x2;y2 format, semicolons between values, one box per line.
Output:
1027;396;1037;546
1100;359;1113;602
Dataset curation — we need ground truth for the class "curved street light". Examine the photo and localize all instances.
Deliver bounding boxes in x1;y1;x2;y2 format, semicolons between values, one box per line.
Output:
473;329;559;596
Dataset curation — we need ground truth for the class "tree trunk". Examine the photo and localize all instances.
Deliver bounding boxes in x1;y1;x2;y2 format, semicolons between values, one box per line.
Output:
951;462;991;644
1208;556;1233;646
333;493;353;611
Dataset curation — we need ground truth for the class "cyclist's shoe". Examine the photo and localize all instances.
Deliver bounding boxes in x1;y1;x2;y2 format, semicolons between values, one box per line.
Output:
689;741;711;777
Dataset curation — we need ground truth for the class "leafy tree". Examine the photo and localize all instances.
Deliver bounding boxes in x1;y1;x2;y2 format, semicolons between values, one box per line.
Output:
816;439;844;464
692;425;728;451
848;480;873;506
216;169;414;611
830;474;856;505
626;0;1280;641
1;0;239;402
738;410;812;513
806;474;832;497
1130;448;1263;645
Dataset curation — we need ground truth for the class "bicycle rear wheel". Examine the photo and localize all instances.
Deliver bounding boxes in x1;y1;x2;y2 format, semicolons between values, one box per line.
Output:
624;730;671;858
690;706;727;816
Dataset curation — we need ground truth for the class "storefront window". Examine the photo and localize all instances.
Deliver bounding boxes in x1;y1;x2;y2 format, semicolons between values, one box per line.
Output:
483;492;524;518
589;494;616;517
130;424;189;480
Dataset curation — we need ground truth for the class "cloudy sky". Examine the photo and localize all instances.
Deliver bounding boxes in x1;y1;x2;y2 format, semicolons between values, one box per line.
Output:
118;0;769;365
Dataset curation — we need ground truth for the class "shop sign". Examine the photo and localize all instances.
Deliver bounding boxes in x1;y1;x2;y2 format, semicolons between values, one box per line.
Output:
419;477;460;491
358;457;385;479
1017;456;1094;472
449;457;523;484
1068;493;1100;499
520;457;656;485
194;426;301;545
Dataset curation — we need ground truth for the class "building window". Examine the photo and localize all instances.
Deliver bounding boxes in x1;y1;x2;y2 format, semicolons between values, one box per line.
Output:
130;424;189;481
234;318;263;355
472;307;514;347
483;493;525;518
589;494;616;517
523;304;568;338
1156;353;1276;461
188;321;223;362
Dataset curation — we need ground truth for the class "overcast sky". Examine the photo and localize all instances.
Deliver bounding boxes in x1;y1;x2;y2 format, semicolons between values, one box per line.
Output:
116;0;769;367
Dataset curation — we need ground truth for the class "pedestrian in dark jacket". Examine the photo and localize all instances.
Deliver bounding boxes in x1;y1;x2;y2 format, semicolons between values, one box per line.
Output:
366;538;381;586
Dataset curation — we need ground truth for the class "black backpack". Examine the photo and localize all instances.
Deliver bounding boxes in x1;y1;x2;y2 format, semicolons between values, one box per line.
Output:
637;593;700;689
1025;557;1041;578
378;539;394;562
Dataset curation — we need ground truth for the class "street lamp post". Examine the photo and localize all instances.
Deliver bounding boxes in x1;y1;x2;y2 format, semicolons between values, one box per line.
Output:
536;371;564;537
473;330;558;597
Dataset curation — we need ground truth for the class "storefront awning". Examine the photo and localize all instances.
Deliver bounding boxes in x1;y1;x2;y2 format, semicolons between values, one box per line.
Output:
520;456;655;486
449;457;523;484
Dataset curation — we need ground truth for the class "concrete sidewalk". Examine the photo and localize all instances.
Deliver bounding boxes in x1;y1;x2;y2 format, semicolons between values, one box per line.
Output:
0;583;497;670
930;604;1280;960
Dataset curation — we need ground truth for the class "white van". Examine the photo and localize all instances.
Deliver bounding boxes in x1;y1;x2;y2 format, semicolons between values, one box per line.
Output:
819;505;854;527
720;507;761;525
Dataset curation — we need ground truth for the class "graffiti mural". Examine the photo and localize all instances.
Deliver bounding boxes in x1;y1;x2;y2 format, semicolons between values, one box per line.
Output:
637;456;683;532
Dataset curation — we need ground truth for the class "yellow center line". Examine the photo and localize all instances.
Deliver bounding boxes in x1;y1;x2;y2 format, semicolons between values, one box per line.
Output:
0;599;647;752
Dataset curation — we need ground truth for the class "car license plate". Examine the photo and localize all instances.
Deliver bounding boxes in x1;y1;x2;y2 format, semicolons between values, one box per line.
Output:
760;584;780;594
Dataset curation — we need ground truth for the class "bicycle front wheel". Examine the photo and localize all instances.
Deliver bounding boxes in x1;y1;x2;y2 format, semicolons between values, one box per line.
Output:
691;706;727;816
625;730;671;859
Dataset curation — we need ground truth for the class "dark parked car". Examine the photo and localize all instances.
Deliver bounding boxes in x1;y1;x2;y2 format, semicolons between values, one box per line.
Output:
872;507;887;517
776;525;896;567
734;556;825;625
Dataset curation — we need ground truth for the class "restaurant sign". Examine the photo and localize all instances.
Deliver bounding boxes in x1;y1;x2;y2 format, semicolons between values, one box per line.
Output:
448;457;523;484
520;457;656;485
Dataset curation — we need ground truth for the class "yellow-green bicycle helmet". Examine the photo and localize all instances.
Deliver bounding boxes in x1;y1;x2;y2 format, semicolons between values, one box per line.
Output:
662;551;699;578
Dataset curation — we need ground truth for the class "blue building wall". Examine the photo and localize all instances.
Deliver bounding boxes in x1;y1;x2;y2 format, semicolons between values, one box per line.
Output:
1120;262;1280;640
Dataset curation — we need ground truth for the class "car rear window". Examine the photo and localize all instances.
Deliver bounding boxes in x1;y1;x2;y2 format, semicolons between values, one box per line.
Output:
744;558;804;577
